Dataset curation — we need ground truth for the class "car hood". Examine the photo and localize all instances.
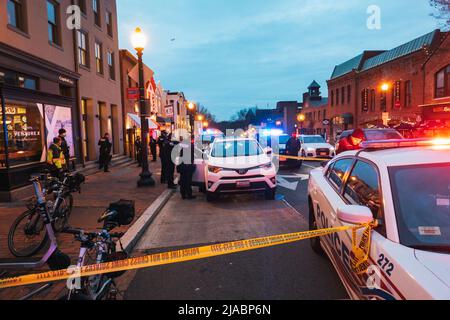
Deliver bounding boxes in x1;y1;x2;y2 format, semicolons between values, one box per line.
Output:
303;143;333;149
208;155;272;169
415;250;450;288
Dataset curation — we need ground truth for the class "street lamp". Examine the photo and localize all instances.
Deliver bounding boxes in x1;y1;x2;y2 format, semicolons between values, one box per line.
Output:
381;82;389;113
133;27;155;187
203;121;209;129
197;114;204;122
297;114;306;135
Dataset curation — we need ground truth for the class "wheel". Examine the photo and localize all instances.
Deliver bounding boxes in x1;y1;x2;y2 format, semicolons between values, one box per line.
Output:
53;194;73;233
309;199;325;256
206;192;217;202
265;188;276;200
8;210;49;258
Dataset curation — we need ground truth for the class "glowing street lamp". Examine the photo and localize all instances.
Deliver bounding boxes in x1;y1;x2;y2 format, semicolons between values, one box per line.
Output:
381;83;390;92
297;114;306;123
380;82;390;112
203;121;209;128
197;114;204;121
133;27;155;187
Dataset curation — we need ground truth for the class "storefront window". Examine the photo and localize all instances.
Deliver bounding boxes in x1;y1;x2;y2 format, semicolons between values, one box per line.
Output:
436;65;450;98
3;102;45;167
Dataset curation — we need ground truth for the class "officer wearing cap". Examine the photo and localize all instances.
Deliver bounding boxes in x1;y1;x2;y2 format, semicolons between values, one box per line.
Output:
336;128;365;154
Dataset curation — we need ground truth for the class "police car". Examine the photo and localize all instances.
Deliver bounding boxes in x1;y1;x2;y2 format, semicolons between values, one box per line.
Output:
308;138;450;300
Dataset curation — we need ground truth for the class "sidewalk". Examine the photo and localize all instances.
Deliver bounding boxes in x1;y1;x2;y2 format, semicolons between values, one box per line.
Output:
0;159;170;300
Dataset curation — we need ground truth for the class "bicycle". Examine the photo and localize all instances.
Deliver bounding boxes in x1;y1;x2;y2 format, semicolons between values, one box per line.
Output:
0;177;72;299
59;200;135;301
8;172;85;258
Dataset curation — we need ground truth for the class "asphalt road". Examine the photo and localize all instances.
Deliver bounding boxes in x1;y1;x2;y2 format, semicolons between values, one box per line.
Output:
124;161;348;300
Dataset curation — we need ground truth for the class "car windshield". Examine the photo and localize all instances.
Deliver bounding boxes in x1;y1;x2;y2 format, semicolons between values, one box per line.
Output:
303;136;326;144
278;136;290;144
389;163;450;251
365;130;403;141
211;140;264;158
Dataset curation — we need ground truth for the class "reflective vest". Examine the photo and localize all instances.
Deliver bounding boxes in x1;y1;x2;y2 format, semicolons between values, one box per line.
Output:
47;144;66;169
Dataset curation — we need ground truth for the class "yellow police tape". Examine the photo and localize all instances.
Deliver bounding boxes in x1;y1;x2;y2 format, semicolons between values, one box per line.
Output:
274;154;332;162
0;222;377;290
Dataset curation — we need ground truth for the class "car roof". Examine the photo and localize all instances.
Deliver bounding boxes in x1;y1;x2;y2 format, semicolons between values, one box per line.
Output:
214;137;256;143
342;147;450;167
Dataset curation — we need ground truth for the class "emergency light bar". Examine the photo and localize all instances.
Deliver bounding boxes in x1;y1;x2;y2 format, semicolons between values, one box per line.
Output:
361;138;450;150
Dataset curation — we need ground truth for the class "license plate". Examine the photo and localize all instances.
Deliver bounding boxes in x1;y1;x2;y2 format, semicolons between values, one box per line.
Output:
320;152;327;156
237;181;251;188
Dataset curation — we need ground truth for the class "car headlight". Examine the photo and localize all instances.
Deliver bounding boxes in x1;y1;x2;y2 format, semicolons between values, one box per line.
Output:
258;162;273;170
208;166;222;174
307;148;315;152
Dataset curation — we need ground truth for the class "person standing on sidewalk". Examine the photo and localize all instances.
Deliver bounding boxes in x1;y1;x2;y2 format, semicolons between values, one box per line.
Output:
47;137;66;178
135;136;143;167
177;137;196;200
98;133;112;173
160;133;177;189
58;129;71;171
150;135;158;162
158;131;168;183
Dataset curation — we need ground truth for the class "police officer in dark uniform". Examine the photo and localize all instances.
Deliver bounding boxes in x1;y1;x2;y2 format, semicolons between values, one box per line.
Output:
177;137;197;200
150;135;158;162
98;133;112;173
58;129;70;171
161;133;177;189
286;133;301;168
158;131;168;184
135;136;143;167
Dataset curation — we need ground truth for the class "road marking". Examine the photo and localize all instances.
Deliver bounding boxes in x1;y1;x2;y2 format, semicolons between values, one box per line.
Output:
282;199;308;223
303;164;319;169
278;174;309;180
276;176;299;191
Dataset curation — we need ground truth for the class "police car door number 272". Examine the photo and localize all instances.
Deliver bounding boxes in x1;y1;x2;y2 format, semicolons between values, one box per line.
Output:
377;253;395;277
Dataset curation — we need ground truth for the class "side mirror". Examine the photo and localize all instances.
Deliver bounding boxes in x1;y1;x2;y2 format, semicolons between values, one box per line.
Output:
337;205;373;225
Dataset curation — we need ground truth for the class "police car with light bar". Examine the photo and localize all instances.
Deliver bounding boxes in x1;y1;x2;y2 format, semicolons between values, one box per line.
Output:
308;138;450;300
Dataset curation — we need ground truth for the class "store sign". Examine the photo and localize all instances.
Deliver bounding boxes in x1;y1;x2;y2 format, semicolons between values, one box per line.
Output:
5;106;27;115
165;106;174;117
393;81;401;110
127;87;139;100
362;88;369;112
322;119;330;126
433;106;450;113
58;75;74;86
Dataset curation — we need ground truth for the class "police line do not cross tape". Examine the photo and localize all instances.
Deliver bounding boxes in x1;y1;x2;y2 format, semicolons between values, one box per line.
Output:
0;222;376;290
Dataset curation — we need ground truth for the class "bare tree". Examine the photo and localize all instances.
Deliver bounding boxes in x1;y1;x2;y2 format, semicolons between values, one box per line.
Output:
430;0;450;30
231;108;251;122
197;104;216;123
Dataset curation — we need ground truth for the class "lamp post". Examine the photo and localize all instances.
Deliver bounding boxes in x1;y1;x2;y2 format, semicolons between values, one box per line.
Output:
187;102;196;164
297;114;306;135
132;27;155;187
381;83;389;113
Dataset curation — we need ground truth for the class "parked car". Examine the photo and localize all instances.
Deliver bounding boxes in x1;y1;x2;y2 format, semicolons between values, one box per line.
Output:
193;137;277;201
299;135;336;158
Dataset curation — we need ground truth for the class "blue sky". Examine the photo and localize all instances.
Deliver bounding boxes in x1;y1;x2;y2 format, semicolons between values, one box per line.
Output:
117;0;440;121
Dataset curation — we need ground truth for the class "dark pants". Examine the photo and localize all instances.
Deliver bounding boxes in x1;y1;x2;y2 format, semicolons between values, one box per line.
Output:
164;162;176;187
179;165;195;198
150;145;157;161
136;151;142;166
99;154;110;172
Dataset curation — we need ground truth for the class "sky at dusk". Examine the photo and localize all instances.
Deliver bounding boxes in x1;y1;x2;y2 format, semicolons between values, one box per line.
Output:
117;0;441;121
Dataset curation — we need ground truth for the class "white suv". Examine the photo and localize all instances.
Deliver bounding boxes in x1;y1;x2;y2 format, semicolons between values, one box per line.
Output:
193;138;277;201
299;135;336;158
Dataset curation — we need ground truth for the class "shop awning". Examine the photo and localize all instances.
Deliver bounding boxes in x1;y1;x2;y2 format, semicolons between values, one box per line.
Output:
127;113;159;130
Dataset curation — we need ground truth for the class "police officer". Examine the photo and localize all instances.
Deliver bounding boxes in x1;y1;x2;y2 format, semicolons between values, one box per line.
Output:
98;133;112;173
47;137;66;178
160;132;177;189
58;129;70;171
286;133;301;168
158;131;168;184
135;136;143;167
150;135;158;162
177;137;197;200
336;129;364;155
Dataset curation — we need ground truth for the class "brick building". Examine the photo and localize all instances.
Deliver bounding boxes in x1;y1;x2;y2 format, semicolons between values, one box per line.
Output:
327;29;449;140
0;0;124;201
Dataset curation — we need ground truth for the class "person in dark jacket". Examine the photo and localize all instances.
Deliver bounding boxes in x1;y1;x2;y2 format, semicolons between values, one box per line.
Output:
286;133;301;168
158;131;168;183
135;136;143;167
336;128;365;155
58;129;70;171
177;137;196;200
160;133;177;189
98;133;112;172
150;135;158;162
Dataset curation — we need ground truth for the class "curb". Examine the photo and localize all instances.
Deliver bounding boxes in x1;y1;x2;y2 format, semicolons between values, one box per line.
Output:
120;188;175;253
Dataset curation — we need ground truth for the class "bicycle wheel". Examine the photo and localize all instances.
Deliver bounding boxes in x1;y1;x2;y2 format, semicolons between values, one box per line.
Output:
8;209;49;258
53;194;73;233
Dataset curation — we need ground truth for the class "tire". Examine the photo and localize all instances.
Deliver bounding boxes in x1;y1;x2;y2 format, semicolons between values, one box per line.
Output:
53;194;73;233
309;199;325;256
265;188;276;200
8;210;49;258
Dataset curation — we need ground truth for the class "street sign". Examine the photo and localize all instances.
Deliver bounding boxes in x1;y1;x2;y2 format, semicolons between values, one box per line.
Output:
127;87;139;100
322;119;330;126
